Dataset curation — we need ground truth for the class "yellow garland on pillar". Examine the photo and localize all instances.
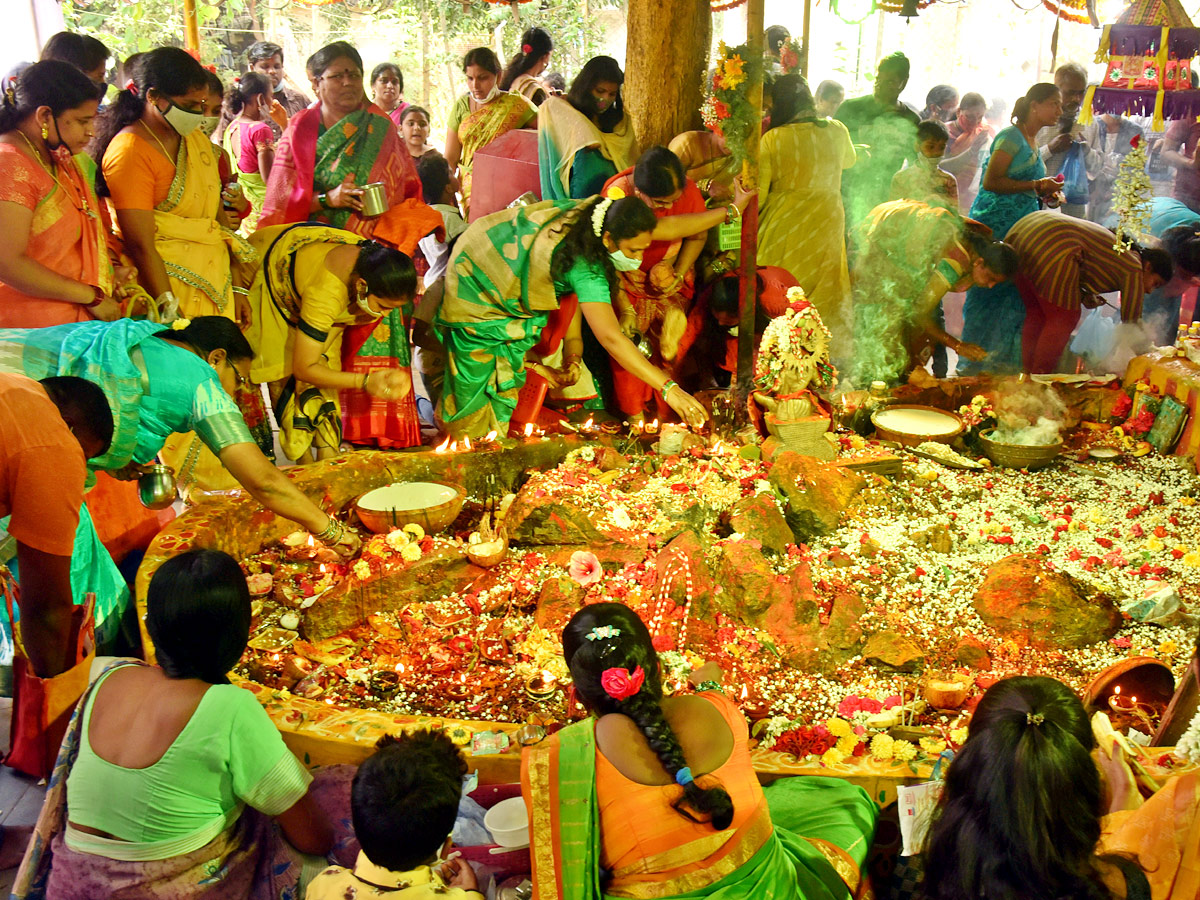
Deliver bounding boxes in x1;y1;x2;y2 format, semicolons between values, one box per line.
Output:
1112;135;1152;251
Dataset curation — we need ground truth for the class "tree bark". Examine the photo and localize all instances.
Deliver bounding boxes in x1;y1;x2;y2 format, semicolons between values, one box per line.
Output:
624;0;712;153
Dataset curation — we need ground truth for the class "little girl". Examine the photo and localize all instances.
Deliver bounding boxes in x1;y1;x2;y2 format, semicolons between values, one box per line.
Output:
222;72;275;234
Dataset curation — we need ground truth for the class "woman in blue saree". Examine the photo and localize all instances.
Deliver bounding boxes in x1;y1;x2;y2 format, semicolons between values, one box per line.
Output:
958;83;1064;374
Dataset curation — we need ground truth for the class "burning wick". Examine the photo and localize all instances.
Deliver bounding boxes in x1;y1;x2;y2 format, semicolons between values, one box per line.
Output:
434;437;451;453
1109;685;1137;712
645;418;660;434
484;430;498;443
462;435;473;451
394;662;406;674
525;669;559;701
523;423;534;439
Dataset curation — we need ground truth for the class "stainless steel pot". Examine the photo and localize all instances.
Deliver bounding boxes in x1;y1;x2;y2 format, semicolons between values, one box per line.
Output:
137;464;177;510
360;182;388;217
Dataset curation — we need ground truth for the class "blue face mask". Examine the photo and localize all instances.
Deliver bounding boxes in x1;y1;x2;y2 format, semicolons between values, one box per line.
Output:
610;249;641;272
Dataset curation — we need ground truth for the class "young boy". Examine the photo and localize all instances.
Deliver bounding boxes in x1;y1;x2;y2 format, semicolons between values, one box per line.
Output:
890;119;960;211
307;730;483;899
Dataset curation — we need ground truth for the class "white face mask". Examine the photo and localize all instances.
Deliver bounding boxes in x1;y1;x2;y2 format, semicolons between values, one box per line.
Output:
161;100;204;137
198;115;220;138
477;83;500;104
356;290;384;319
610;249;642;272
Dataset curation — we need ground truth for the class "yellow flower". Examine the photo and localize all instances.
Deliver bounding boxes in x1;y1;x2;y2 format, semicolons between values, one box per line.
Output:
721;55;747;89
1159;640;1178;656
869;733;895;760
352;559;371;580
1179;496;1195;506
820;747;847;768
1182;551;1200;568
1145;537;1165;552
892;740;918;761
605;186;626;199
826;718;853;738
919;737;947;755
836;734;860;756
950;726;970;745
400;542;422;562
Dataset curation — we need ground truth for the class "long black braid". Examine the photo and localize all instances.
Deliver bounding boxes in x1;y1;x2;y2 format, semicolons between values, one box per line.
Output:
563;602;734;830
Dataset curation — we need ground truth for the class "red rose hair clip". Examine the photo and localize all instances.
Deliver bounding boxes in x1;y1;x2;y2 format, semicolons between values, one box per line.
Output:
523;43;533;53
601;665;645;701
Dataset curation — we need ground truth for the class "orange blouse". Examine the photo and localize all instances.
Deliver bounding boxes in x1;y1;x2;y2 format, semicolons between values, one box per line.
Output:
0;143;105;327
595;691;771;889
103;130;177;212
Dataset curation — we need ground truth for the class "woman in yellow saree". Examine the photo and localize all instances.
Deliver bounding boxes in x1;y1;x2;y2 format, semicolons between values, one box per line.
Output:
93;47;258;494
522;603;877;900
444;47;536;217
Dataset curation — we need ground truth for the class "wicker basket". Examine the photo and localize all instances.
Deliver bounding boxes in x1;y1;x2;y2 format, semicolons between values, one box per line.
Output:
765;414;836;460
978;431;1063;470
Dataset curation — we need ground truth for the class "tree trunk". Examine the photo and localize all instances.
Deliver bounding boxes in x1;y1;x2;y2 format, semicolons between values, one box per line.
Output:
624;0;711;153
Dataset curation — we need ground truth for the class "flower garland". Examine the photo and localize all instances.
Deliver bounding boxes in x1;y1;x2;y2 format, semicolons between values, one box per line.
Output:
778;38;803;76
753;287;837;392
701;41;762;167
1177;706;1200;764
1112;135;1152;253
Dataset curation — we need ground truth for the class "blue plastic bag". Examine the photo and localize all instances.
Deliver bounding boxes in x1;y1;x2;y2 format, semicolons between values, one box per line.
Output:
1060;142;1090;206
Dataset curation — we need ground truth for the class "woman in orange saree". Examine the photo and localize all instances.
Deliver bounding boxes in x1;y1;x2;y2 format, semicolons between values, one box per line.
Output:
0;61;123;327
443;47;536;217
259;40;425;450
522;603;877;900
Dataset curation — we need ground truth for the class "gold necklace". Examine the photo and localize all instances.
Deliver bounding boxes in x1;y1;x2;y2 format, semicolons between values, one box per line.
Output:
17;131;97;220
139;119;176;163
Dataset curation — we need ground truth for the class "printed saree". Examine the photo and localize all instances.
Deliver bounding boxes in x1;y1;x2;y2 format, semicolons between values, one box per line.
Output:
522;718;875;900
434;199;587;437
222;119;270;235
259;103;424;449
959;125;1044;375
538;96;637;201
456;91;536;213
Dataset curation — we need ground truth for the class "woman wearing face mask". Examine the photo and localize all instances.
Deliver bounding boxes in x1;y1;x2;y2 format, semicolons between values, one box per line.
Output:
443;47;536;217
435;196;710;438
92;47;254;327
757;74;856;347
246;225;415;461
0;60;129;327
260;41;426;451
222;72;275;233
539;56;637;200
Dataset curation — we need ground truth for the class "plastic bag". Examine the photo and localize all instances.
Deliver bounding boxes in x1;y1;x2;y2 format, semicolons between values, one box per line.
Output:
1070;307;1117;363
1060;142;1090;206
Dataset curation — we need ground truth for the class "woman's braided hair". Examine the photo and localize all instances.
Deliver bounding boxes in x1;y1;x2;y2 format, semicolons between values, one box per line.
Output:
563;602;734;830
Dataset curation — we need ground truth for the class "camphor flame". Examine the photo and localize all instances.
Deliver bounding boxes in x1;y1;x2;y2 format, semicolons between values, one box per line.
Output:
394;662;405;674
462;436;473;451
433;437;452;453
524;423;534;437
484;430;498;442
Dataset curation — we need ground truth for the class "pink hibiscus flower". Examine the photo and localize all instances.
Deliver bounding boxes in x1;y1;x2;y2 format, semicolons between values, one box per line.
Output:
568;550;603;586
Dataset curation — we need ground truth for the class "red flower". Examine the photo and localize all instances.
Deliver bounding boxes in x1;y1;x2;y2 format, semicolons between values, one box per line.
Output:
1111;636;1132;648
1112;392;1133;419
651;634;676;652
1131;134;1141;149
772;724;836;758
601;665;645;701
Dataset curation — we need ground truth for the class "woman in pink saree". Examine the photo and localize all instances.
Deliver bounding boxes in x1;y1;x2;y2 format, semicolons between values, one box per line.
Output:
259;40;424;449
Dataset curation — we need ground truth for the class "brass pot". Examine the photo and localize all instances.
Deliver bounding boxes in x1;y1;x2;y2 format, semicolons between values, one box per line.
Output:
361;182;388;217
137;464;177;510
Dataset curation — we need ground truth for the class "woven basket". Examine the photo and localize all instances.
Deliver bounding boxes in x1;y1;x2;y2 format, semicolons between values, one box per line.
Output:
766;414;836;460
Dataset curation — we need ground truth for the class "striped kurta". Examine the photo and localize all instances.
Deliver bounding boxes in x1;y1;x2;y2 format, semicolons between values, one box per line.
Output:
1005;211;1146;321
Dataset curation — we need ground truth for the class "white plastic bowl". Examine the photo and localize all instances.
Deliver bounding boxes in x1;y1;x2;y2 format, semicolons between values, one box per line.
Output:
484;796;530;848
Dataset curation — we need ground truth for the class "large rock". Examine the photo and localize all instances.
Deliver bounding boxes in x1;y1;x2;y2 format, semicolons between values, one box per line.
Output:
973;553;1123;650
727;494;793;556
862;631;925;672
506;477;645;548
759;564;865;674
711;541;778;623
768;451;865;541
656;531;716;614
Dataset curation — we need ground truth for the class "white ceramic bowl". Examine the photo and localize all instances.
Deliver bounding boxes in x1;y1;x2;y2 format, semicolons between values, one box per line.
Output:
484;796;530;848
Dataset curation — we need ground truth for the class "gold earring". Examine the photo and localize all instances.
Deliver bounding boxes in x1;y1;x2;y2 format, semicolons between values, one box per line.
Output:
40;124;48;140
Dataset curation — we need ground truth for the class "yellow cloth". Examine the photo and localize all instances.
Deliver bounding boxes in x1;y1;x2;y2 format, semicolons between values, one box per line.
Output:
306;851;484;900
758;120;857;345
539;96;637;199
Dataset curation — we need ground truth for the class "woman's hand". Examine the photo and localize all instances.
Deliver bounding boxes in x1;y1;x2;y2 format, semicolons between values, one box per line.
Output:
113;265;138;287
365;369;411;401
331;529;362;557
688;661;723;687
665;382;708;429
89;295;123;322
216;206;241;230
1097;738;1141;813
618;311;639;339
109;461;159;481
439;857;478;892
731;176;756;214
525;360;561;389
327;173;364;212
234;291;253;329
649;261;676;291
558;359;582;387
1034;176;1063;196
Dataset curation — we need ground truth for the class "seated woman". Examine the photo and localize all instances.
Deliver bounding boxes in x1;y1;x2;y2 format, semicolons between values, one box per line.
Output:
435;196;710;438
443;47;536;217
0;60;125;327
923;675;1200;900
499;27;554;107
247;225;416;462
539;56;637;200
222;72;275;234
851;198;1017;384
1005;211;1170;373
22;549;333;899
601;146;753;422
523;603;878;899
0;317;359;552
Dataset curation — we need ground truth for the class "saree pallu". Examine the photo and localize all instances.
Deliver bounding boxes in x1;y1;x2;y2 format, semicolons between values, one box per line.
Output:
457;92;537;214
0;145;112;328
435;200;586;437
222;120;269;236
959;127;1043;375
538;97;637;201
509;74;549;106
260;104;424;449
522;718;875;900
611;268;694;417
1098;772;1200;900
